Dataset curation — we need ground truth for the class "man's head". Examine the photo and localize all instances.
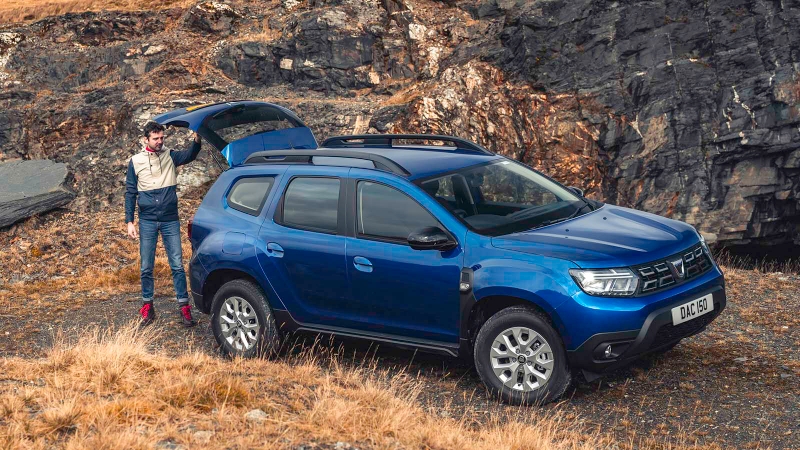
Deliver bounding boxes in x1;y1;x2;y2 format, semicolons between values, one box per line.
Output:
143;121;166;152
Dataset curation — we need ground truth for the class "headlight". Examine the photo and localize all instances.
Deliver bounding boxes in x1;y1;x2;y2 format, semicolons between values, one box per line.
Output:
696;230;715;264
569;268;639;296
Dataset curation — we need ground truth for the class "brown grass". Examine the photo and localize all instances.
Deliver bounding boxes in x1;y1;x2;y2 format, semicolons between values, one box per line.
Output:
0;0;192;24
0;324;610;449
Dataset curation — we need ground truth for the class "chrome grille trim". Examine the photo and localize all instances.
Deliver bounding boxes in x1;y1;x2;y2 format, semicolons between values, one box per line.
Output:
633;243;713;295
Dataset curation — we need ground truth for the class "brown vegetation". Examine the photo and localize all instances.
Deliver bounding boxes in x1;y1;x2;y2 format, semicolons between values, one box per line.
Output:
0;0;192;24
0;324;610;449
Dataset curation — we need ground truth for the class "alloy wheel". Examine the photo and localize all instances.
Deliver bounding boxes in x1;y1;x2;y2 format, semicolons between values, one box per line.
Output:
489;326;554;392
219;296;261;352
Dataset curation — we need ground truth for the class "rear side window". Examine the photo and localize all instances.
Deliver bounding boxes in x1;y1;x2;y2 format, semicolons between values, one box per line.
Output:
357;181;439;241
281;177;340;233
227;177;274;215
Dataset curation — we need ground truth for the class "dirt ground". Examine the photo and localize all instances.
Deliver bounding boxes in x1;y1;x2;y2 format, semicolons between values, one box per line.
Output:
1;200;799;449
2;266;798;449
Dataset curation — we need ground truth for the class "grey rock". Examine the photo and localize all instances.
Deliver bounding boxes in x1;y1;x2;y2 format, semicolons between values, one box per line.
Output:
156;440;185;450
0;160;75;228
494;0;800;248
183;1;241;35
245;408;268;422
192;430;213;443
0;1;799;252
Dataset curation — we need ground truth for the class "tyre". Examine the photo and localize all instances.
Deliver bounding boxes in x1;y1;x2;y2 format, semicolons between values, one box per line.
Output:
473;306;571;405
210;279;281;358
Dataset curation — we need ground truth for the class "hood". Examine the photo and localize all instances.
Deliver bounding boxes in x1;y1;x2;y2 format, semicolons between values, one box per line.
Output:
491;204;700;268
152;101;317;167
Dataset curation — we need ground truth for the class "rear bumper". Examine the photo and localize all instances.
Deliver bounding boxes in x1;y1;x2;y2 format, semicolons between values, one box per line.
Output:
566;284;726;373
188;252;208;313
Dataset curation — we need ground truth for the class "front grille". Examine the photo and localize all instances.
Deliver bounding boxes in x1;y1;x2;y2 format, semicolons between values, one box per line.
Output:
651;309;717;348
633;244;713;295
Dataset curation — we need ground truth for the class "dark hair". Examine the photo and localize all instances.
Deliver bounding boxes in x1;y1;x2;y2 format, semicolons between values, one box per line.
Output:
143;121;165;138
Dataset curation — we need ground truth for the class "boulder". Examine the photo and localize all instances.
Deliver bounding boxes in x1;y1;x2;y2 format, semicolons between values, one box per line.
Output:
0;160;75;228
183;1;241;35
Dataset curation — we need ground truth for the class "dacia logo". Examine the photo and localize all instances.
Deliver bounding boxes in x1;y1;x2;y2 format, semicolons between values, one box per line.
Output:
669;258;685;278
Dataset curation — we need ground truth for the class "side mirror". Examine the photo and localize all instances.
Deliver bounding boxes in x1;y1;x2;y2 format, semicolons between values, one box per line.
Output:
408;226;457;251
568;186;584;197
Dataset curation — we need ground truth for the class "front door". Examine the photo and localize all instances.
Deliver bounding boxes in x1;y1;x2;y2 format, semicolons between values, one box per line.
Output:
344;172;463;343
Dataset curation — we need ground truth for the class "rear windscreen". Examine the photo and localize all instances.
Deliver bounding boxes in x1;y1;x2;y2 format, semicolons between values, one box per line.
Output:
205;105;299;145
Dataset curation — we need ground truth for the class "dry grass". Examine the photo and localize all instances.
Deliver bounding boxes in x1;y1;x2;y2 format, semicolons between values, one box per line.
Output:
0;324;610;449
0;0;193;24
0;199;199;302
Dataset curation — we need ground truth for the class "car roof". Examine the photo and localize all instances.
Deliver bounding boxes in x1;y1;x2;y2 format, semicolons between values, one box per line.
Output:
312;146;501;180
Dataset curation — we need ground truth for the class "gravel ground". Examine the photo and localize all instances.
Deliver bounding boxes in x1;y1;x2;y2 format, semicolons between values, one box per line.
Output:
3;267;797;449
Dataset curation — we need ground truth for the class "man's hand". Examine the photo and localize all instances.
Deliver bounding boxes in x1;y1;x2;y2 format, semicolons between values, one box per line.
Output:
127;222;139;239
193;133;201;144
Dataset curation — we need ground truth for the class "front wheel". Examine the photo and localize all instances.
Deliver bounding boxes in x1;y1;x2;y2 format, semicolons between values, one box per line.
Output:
473;306;571;405
210;279;281;358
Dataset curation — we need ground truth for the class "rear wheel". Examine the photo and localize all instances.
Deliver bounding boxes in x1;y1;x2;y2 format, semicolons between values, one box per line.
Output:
210;279;281;358
473;306;571;405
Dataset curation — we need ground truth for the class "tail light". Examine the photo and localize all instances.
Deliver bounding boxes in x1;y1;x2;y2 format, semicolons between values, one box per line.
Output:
187;218;193;240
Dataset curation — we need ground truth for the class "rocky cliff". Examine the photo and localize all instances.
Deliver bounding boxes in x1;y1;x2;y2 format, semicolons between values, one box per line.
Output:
1;0;798;249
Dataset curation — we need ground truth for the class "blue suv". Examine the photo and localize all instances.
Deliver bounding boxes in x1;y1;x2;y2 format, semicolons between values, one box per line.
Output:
156;101;726;405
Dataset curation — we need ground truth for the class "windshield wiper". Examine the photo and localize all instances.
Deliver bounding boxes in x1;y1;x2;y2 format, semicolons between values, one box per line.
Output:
534;202;592;229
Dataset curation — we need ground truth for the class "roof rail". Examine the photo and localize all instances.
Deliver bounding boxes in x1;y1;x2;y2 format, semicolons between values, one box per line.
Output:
321;134;493;155
243;150;411;176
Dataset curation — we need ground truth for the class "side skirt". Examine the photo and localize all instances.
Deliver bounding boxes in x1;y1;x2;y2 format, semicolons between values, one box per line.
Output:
272;309;461;357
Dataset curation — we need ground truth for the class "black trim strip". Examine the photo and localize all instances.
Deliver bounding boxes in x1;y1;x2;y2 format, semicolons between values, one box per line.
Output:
244;150;411;176
322;134;493;155
272;310;460;357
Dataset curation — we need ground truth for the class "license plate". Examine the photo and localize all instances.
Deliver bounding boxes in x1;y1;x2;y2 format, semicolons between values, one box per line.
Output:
671;294;714;325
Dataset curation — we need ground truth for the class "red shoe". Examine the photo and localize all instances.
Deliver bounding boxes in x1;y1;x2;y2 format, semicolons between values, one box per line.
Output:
179;304;197;328
139;303;155;327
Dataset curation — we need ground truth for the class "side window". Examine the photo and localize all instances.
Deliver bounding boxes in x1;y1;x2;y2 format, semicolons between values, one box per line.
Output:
280;177;340;233
227;177;275;216
358;181;440;241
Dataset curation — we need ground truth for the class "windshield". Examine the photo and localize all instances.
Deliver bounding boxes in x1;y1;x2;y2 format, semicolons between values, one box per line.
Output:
417;160;592;236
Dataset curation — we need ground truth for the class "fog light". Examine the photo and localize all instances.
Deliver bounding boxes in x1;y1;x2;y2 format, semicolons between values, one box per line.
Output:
459;282;471;292
593;341;632;361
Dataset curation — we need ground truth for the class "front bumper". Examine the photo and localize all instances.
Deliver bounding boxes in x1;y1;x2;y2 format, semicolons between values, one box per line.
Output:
566;283;726;373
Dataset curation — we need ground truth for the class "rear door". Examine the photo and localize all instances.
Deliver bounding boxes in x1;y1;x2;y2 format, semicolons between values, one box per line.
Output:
153;101;317;167
255;165;350;324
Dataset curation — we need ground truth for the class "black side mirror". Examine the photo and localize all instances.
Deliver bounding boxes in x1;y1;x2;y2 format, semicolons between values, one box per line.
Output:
568;186;584;197
408;226;457;251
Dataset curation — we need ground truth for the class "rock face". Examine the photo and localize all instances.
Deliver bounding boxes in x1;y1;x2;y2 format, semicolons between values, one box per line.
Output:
494;0;800;246
0;0;798;249
0;160;75;228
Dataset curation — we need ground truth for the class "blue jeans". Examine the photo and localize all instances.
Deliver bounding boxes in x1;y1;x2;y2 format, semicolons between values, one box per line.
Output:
139;219;188;305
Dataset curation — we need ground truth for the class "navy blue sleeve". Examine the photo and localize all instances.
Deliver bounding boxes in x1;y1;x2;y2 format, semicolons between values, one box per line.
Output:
171;141;201;167
125;160;138;223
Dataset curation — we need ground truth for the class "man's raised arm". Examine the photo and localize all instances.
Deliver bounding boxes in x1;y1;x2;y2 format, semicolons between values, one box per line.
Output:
171;134;202;167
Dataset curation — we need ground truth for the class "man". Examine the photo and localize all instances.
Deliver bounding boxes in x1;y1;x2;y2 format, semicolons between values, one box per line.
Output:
125;121;201;327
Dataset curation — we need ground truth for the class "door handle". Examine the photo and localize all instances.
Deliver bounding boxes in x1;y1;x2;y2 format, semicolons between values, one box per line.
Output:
266;242;284;258
353;256;373;273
